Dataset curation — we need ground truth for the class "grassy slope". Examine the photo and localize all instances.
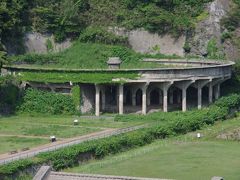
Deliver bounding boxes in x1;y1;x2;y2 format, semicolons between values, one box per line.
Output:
65;115;240;180
12;42;181;70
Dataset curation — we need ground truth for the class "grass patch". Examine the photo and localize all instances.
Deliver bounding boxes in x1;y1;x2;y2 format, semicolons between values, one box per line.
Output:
0;136;48;154
11;42;182;70
18;71;139;83
65;116;240;180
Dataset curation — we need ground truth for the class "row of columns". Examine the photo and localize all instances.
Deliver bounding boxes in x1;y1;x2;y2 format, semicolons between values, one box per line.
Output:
95;80;222;116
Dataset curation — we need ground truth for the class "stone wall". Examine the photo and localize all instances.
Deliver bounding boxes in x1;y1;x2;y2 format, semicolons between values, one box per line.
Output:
80;84;95;114
109;27;186;56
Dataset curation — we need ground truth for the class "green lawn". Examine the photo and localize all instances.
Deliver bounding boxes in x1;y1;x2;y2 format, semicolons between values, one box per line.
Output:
0;136;48;154
0;114;154;154
65;116;240;180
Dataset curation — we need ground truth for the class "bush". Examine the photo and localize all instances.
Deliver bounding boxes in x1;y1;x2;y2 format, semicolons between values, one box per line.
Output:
79;26;128;46
10;54;59;65
18;88;75;115
71;85;81;113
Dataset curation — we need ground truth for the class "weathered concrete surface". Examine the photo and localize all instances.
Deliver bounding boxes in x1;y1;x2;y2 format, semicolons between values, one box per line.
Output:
80;84;95;114
45;171;172;180
24;32;72;54
109;27;186;56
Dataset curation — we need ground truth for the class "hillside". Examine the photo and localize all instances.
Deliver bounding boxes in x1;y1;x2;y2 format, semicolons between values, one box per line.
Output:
1;0;239;62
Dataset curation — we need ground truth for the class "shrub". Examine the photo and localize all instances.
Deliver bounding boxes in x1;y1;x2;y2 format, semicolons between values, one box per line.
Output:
71;85;81;113
18;88;75;115
10;54;59;65
79;26;128;46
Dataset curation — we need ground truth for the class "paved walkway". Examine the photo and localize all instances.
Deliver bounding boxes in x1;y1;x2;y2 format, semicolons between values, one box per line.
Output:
0;125;145;165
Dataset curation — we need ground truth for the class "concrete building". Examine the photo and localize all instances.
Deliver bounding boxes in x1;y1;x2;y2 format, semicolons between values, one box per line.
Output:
3;59;234;116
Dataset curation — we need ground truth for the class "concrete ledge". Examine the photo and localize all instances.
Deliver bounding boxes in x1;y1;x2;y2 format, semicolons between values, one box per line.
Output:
33;166;51;180
48;171;173;180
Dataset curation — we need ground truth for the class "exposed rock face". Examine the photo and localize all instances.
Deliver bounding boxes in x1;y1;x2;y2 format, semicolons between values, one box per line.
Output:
189;0;231;56
223;28;240;61
24;32;72;54
110;27;186;56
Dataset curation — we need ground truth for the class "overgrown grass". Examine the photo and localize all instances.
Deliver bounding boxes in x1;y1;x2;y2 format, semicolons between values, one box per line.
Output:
0;137;48;154
11;42;182;70
18;71;139;83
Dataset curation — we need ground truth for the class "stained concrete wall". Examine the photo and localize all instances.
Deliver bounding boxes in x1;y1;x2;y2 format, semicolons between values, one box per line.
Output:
80;84;95;114
109;27;186;56
24;32;72;54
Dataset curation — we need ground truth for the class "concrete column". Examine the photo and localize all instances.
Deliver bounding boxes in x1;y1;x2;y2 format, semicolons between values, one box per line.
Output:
169;89;174;104
95;85;100;116
119;84;124;115
197;87;202;110
175;80;195;112
215;84;220;100
182;88;187;112
163;88;168;112
209;83;213;104
142;87;147;115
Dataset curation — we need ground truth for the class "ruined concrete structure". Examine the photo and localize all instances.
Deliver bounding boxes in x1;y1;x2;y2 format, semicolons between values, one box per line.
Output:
3;59;234;116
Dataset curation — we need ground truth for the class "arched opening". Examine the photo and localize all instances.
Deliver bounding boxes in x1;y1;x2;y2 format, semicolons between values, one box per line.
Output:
150;89;160;105
136;89;142;106
125;89;132;105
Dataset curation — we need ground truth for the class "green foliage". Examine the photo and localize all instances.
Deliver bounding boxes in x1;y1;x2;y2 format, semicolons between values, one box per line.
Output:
183;42;191;53
0;0;213;45
0;51;8;69
221;32;233;42
18;88;75;115
0;76;20;114
71;85;81;113
1;93;240;178
79;26;128;46
10;42;182;69
221;1;240;32
207;38;224;59
46;39;54;52
10;53;59;65
19;71;138;84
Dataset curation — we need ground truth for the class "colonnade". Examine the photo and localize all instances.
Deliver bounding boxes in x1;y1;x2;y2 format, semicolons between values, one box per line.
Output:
94;78;224;116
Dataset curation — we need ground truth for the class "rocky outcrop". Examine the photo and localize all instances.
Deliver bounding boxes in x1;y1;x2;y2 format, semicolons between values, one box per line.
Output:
189;0;232;56
223;28;240;61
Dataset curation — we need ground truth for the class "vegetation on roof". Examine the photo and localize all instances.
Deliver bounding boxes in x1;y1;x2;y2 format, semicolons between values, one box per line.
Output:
18;71;139;84
10;42;181;69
